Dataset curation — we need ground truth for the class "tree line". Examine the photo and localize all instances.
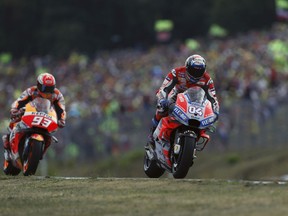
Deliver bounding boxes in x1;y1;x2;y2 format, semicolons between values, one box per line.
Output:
0;0;276;58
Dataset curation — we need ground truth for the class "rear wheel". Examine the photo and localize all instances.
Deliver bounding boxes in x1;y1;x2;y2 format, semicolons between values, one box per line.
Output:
143;152;165;178
172;136;195;179
22;140;43;176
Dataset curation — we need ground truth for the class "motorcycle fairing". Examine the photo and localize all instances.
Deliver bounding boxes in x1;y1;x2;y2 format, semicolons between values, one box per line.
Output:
172;92;216;129
203;100;213;117
153;116;181;170
22;99;58;133
155;116;181;144
172;106;189;125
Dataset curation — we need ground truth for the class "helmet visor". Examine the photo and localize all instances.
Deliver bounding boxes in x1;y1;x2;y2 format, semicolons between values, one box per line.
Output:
187;67;205;79
38;83;55;93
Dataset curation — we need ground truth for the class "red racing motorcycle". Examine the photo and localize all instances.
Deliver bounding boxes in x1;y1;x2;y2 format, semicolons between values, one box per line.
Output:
4;97;59;176
144;86;218;179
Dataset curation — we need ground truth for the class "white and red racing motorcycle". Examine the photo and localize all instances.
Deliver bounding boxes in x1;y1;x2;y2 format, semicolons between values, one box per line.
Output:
4;97;59;176
144;86;218;179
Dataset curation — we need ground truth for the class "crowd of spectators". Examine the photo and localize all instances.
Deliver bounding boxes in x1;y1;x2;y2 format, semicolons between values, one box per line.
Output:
1;22;288;160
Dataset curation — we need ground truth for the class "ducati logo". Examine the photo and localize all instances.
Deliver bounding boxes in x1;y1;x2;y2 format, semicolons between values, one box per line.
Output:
179;95;184;102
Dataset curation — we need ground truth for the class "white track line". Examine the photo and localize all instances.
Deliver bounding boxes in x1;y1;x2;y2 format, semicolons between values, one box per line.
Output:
32;176;288;185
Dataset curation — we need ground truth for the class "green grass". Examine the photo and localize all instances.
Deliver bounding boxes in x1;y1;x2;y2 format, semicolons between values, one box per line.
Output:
42;146;288;181
1;147;288;216
0;177;288;216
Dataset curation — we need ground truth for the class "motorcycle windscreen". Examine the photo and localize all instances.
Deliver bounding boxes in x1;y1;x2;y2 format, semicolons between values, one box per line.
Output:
184;86;206;104
31;97;52;113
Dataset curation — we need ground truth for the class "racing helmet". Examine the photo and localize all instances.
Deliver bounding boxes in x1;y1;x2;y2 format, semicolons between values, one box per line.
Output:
185;54;206;82
37;73;56;98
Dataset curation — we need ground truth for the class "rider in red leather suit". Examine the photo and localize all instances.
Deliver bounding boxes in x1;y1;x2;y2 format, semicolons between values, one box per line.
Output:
2;73;66;170
146;54;220;150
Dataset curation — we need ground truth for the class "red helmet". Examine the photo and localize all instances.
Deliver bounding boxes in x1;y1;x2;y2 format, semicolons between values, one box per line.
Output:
185;54;206;82
37;73;56;96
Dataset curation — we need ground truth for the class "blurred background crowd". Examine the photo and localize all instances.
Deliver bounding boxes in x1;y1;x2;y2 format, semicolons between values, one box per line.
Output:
1;0;288;162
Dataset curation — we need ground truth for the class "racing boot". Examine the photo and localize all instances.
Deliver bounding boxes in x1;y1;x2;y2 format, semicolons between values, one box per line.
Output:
2;134;12;171
162;141;172;168
145;117;159;150
145;126;156;150
2;134;10;150
10;131;23;170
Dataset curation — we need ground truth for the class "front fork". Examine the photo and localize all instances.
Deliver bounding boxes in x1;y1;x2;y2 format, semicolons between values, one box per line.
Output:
195;130;210;151
21;134;45;168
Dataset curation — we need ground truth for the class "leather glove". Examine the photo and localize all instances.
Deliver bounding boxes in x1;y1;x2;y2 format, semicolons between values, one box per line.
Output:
212;102;219;121
157;99;169;113
212;102;219;115
10;108;25;120
58;119;66;128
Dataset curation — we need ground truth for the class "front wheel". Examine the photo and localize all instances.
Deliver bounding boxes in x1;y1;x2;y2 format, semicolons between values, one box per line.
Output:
143;152;165;178
171;135;195;179
22;140;43;176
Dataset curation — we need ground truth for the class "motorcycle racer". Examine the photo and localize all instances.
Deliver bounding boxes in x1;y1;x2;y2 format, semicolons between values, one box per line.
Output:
2;72;66;171
145;54;220;150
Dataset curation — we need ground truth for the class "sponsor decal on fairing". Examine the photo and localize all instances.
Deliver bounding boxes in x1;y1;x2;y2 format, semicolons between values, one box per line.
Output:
172;107;188;123
200;116;215;126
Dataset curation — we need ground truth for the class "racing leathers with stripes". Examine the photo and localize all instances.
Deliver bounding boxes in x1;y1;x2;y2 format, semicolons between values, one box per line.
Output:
7;86;66;167
155;66;219;122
